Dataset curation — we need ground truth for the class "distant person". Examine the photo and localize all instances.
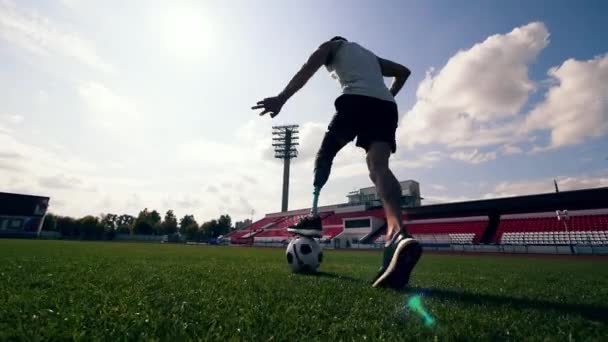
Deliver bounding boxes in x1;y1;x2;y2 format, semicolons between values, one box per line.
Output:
252;37;421;289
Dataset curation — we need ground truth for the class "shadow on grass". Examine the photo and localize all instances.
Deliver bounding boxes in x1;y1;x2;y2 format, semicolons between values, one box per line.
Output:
301;271;369;285
406;286;608;323
297;272;608;323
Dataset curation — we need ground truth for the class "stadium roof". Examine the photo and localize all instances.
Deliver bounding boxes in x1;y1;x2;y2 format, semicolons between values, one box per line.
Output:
401;187;608;220
0;192;50;217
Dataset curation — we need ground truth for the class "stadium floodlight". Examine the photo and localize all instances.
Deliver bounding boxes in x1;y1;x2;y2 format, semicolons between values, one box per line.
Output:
272;125;299;212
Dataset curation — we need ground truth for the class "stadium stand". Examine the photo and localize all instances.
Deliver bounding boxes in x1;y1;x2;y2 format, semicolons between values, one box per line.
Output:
0;192;50;239
226;216;287;244
405;217;488;244
229;187;608;254
321;226;343;240
322;208;384;225
253;213;338;244
497;210;608;245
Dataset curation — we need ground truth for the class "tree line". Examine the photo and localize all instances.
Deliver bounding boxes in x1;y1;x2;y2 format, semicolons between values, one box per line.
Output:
41;208;249;241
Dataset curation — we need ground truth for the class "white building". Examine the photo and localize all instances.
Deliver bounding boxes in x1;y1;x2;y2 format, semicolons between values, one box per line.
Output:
346;180;421;208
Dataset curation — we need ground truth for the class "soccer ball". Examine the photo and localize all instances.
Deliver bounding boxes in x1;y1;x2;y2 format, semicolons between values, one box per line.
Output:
285;236;323;273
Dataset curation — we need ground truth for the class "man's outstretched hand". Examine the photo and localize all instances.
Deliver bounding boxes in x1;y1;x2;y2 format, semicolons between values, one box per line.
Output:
252;95;286;118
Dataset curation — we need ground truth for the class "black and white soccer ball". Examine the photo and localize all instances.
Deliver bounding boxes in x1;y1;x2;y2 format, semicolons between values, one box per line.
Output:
285;236;323;273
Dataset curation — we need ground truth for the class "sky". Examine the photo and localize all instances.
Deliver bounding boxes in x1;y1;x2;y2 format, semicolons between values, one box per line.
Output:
1;0;607;223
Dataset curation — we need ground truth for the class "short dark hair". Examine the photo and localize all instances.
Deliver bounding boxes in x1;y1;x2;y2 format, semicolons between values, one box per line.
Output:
330;36;347;42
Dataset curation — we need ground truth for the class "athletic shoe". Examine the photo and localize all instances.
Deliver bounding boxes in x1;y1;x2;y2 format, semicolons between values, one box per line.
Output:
287;214;323;238
372;232;422;289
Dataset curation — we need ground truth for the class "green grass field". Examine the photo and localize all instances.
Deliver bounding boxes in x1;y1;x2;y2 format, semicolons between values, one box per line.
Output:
1;240;607;341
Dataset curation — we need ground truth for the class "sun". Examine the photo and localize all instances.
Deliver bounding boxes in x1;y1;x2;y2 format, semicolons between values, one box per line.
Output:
161;6;214;61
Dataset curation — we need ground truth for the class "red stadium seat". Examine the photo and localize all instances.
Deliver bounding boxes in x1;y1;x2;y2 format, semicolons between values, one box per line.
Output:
496;214;608;245
406;220;487;244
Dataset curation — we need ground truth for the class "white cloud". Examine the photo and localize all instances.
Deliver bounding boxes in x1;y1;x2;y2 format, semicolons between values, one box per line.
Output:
398;22;607;154
0;109;394;220
78;82;141;129
0;126;108;215
125;193;143;210
524;53;608;149
291;123;445;180
0;160;23;171
430;184;447;191
423;195;476;205
0;0;113;72
502;144;523;155
177;136;266;167
38;174;85;190
177;118;275;169
241;174;258;185
423;174;608;205
399;22;549;149
175;196;202;209
450;149;497;164
59;0;82;9
393;151;443;169
294;122;329;162
225;196;255;217
0;151;21;159
0;113;24;125
37;90;49;103
484;173;608;198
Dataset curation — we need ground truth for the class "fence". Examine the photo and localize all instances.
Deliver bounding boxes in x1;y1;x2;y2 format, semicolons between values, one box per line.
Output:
114;234;167;242
244;237;608;255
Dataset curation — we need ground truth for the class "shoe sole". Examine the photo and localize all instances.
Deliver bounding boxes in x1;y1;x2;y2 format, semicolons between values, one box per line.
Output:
287;228;322;238
372;238;422;289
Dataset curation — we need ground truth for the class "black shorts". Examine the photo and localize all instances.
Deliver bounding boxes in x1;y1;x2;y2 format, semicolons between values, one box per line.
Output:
327;94;399;153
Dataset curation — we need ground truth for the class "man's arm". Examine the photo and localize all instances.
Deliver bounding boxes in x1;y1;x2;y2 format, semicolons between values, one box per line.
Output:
278;41;334;101
252;41;337;117
377;57;411;97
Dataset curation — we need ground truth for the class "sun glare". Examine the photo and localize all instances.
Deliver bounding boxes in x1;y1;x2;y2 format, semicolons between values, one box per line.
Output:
162;6;214;61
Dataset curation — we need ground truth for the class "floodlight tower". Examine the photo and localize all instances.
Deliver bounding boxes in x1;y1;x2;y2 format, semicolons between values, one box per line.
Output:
272;125;299;212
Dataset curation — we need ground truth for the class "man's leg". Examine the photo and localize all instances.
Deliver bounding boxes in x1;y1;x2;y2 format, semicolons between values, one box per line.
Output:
367;141;421;289
365;142;406;240
311;132;350;214
287;131;349;237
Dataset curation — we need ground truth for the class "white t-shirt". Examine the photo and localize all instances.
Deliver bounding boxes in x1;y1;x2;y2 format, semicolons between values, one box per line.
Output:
326;41;395;103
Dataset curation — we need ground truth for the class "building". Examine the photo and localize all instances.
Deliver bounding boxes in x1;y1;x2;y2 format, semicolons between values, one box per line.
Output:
346;180;421;208
0;192;50;238
227;185;608;255
229;180;421;246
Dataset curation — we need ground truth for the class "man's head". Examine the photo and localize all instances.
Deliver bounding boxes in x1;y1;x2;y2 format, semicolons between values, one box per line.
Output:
330;36;348;42
324;36;348;67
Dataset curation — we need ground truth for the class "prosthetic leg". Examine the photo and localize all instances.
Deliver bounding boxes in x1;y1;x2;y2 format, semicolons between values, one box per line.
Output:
287;132;348;237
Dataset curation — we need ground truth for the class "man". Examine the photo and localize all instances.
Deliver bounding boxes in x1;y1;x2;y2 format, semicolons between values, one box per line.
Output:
252;37;421;289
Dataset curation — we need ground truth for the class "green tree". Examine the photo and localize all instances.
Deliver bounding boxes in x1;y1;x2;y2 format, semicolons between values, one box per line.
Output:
133;220;154;235
216;214;232;237
133;208;159;235
149;210;162;235
56;216;78;237
179;215;198;240
161;210;178;235
99;213;118;240
235;219;252;230
100;213;118;232
199;219;217;240
116;214;134;234
77;215;104;239
41;213;58;231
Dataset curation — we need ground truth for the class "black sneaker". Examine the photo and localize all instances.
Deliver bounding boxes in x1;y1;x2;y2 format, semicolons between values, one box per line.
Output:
372;232;422;289
287;214;323;238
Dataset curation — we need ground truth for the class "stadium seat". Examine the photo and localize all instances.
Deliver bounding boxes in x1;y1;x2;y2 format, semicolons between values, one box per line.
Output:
407;220;487;244
496;213;608;246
